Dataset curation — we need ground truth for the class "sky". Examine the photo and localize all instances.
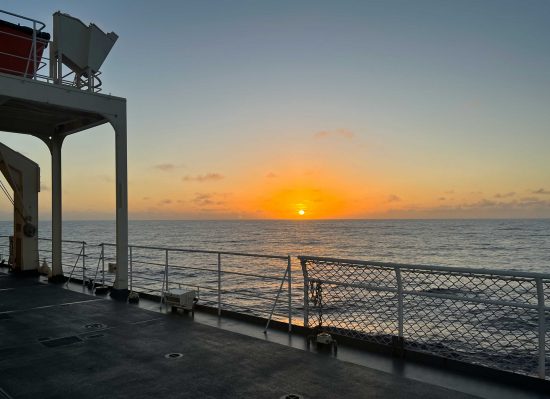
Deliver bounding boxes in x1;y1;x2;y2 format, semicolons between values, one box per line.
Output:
1;0;550;220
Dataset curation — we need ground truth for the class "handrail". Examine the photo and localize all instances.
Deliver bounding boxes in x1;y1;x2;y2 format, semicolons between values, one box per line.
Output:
0;10;46;32
101;242;288;260
299;255;550;279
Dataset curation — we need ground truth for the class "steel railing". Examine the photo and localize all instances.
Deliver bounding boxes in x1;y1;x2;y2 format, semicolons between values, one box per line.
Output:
2;233;548;380
0;9;103;91
299;255;550;380
96;242;293;331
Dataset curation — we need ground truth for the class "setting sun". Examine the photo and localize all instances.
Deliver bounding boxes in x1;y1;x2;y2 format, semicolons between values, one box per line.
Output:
298;209;305;216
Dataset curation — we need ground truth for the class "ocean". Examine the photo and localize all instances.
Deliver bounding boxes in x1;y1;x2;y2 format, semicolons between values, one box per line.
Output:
1;219;549;272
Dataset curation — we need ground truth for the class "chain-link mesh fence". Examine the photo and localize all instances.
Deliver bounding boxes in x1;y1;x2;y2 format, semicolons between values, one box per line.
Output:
300;256;550;379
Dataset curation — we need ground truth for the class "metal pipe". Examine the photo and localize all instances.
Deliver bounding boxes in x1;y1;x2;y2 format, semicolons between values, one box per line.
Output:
301;257;309;328
217;253;222;317
82;242;86;283
395;267;404;338
264;263;290;333
298;255;550;280
536;278;546;379
129;245;133;293
287;255;292;332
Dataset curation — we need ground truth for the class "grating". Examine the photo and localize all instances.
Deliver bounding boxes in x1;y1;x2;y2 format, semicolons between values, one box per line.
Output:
40;336;82;348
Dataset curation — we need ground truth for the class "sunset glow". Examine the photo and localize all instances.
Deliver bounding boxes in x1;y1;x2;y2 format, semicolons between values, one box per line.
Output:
1;1;549;220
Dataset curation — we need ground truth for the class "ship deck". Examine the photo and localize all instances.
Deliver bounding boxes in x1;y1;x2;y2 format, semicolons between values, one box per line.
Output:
0;269;542;399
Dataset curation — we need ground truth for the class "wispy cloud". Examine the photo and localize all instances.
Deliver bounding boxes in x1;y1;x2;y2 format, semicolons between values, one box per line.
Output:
159;199;172;205
266;172;277;178
192;192;230;208
183;173;224;182
154;163;185;172
313;128;355;140
386;194;401;203
494;192;515;199
532;188;550;195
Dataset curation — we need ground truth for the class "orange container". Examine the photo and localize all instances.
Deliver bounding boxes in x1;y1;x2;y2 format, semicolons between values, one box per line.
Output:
0;19;50;77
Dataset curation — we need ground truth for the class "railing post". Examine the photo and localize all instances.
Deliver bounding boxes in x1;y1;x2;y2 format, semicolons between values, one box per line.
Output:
287;256;292;332
101;244;105;287
300;257;309;328
164;249;169;293
32;21;37;80
217;253;222;317
536;277;546;379
129;246;133;293
82;242;86;283
395;267;404;338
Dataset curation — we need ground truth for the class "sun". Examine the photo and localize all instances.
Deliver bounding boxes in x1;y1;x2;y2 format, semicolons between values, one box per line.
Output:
298;209;305;216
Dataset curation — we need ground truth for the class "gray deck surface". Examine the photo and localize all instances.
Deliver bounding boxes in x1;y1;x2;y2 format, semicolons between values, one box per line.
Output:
0;272;479;399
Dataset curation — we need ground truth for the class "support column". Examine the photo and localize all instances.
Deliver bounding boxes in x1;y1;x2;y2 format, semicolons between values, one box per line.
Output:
110;116;128;300
49;136;64;281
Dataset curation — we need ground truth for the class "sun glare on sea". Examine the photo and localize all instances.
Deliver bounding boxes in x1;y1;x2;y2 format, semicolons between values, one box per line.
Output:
298;209;305;216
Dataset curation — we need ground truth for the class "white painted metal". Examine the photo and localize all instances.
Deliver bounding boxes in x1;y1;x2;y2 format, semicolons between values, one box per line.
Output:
0;143;40;271
50;137;62;277
0;9;128;289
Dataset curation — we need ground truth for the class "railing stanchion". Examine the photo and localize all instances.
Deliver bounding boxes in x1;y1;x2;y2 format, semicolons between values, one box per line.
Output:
82;241;86;285
536;278;546;379
395;267;404;338
165;249;169;292
217;253;222;317
101;244;105;287
300;257;309;328
129;246;133;293
287;255;292;332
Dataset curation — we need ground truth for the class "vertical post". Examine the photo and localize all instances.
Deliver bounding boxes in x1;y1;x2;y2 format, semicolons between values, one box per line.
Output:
82;242;86;283
50;137;63;280
536;278;546;379
111;116;128;297
395;267;404;338
32;21;37;79
164;249;169;293
129;246;133;293
300;257;309;328
217;253;222;317
101;244;105;287
287;256;292;332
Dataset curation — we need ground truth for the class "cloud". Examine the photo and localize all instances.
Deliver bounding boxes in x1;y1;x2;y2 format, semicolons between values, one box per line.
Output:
266;172;277;178
183;173;224;182
159;199;172;205
532;188;550;195
154;163;176;171
386;194;401;203
313;128;355;140
192;192;229;207
438;197;446;201
444;190;455;195
40;183;49;191
494;192;515;199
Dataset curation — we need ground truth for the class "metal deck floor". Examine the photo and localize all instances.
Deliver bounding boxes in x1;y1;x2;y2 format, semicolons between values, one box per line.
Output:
0;270;540;399
0;271;479;399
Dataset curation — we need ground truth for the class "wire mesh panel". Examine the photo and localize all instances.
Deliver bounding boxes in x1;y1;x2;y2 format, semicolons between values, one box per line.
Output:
300;256;550;379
